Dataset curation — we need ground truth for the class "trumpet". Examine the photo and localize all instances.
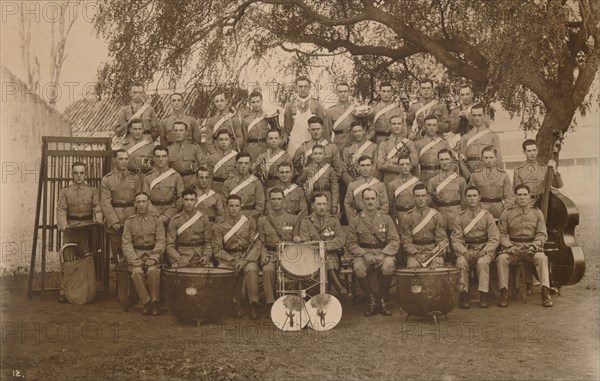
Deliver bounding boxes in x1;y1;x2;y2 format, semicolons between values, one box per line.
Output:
141;156;154;171
352;104;372;129
264;109;281;131
420;241;449;268
346;153;360;178
234;233;260;276
253;157;268;183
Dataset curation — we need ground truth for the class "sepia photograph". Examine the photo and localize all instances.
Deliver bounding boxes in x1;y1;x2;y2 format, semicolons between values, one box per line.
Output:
1;1;599;380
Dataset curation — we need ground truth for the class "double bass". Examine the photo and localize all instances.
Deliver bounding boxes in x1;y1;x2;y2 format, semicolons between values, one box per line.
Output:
538;130;585;288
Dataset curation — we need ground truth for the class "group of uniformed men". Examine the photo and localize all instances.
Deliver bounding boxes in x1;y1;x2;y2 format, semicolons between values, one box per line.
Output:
57;77;564;319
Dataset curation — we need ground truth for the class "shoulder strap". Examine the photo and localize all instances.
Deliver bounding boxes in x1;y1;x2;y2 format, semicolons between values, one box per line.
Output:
149;168;177;190
466;129;491;148
394;177;419;198
223;215;248;243
411;209;437;235
373;103;397;125
419;137;441;156
177;211;203;235
435;173;459;194
213;150;238;173
463;209;487;235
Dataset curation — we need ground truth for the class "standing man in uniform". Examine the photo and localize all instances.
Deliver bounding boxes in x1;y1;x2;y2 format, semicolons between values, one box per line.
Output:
213;194;261;319
400;184;448;268
284;76;328;157
266;162;307;216
255;129;291;189
513;139;563;205
296;145;339;216
205;91;245;152
326;82;359;155
299;193;350;299
376;115;419;184
458;103;502;179
469;146;514;219
101;150;143;263
342;121;378;186
427;148;467;231
451;186;500;309
122;192;165;316
222;152;265;221
166;189;213;268
496;184;553;308
368;81;405;144
449;84;476;136
414;115;452;183
293;116;343;177
407;79;450;138
207;129;238;195
121;119;155;179
345;156;389;222
388;157;422;226
159;92;200;146
257;188;299;309
143;145;184;230
168;121;207;190
194;167;225;223
347;188;400;316
241;90;271;160
115;84;159;143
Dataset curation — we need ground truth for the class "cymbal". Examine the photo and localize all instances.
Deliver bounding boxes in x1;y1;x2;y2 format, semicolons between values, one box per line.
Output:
271;295;309;331
306;294;342;331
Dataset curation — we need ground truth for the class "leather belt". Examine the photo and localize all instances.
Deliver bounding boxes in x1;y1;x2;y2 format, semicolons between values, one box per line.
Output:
395;205;413;212
177;241;205;248
67;214;93;221
180;169;195;176
265;243;278;252
111;201;134;208
375;130;391;137
152;200;173;206
247;137;267;143
333;129;346;135
413;239;436;245
481;197;503;203
420;164;440;170
133;244;155;250
510;237;535;243
467;156;480;162
227;247;248;254
213;176;227;182
465;237;488;244
435;200;461;207
359;243;386;249
241;204;256;210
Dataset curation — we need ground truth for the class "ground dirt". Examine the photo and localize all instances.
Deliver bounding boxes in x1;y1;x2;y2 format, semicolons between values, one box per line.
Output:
1;203;598;381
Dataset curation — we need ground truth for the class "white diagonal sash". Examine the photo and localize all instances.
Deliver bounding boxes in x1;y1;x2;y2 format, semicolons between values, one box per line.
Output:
283;184;298;197
126;140;151;155
195;190;215;207
213;112;234;131
304;140;328;158
247;114;266;134
149;168;177;190
466;129;491;148
463;209;487;235
266;150;285;167
213;150;237;173
435;172;459;194
411;209;437;235
307;164;331;189
419;137;441;157
177;211;203;235
354;141;372;158
394;177;419;198
353;178;379;197
332;105;354;131
387;138;409;159
223;215;248;243
127;103;150;124
229;175;257;196
412;100;437;131
373;103;397;125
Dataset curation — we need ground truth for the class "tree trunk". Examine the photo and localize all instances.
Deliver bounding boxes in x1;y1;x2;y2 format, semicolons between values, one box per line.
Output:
535;99;577;163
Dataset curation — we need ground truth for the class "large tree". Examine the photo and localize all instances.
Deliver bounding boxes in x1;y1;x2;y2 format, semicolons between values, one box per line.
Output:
94;0;599;159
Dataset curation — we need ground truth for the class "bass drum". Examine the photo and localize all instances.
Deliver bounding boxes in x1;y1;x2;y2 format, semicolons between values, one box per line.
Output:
164;267;234;323
395;267;460;317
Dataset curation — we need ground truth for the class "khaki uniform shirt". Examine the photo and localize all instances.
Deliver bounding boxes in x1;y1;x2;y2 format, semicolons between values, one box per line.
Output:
296;162;339;206
377;135;419;183
57;183;101;229
114;102;159;143
121;139;155;175
299;213;345;252
513;160;564;203
388;176;422;224
255;149;292;189
344;177;389;221
326;102;359;155
499;206;548;249
293;139;343;177
213;216;259;262
451;207;499;257
458;127;502;176
265;182;307;215
100;170;142;227
193;188;225;222
283;98;328;140
159;113;199;146
258;210;298;260
368;101;406;142
122;213;165;262
342;140;378;185
449;104;475;135
205;111;244;151
406;99;450;134
469;167;515;218
347;211;400;257
142;168;184;218
222;174;265;220
168;141;207;189
427;170;467;227
400;207;448;255
241;111;271;160
166;210;213;263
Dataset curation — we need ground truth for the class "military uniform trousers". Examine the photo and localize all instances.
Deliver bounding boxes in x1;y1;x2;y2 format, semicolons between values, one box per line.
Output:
129;253;161;306
497;243;550;289
406;242;445;268
218;254;260;304
456;244;494;293
261;246;278;304
352;251;395;278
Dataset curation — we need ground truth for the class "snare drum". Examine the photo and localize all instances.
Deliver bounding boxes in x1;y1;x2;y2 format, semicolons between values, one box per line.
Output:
164;267;234;323
279;243;320;279
395;267;460;317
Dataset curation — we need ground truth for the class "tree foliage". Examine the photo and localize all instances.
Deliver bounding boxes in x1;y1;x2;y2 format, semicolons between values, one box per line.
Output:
94;0;600;159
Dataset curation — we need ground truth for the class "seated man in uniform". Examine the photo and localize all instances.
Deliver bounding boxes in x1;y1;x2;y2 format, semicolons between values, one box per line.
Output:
207;129;238;196
347;188;400;316
57;161;102;303
193;166;225;223
344;155;389;221
122;192;165;316
469;146;514;219
266;162;307;216
258;187;300;309
497;184;553;308
400;184;448;268
213;194;262;319
299;192;350;299
166;189;213;268
451;186;499;309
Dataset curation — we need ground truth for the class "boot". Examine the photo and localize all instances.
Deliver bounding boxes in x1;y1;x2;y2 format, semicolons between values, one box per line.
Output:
364;295;378;317
151;301;161;316
328;270;351;301
141;301;152;315
249;302;260;320
526;282;534;295
379;275;394;316
233;298;244;318
459;291;471;309
479;292;489;308
498;288;509;307
541;286;553;307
